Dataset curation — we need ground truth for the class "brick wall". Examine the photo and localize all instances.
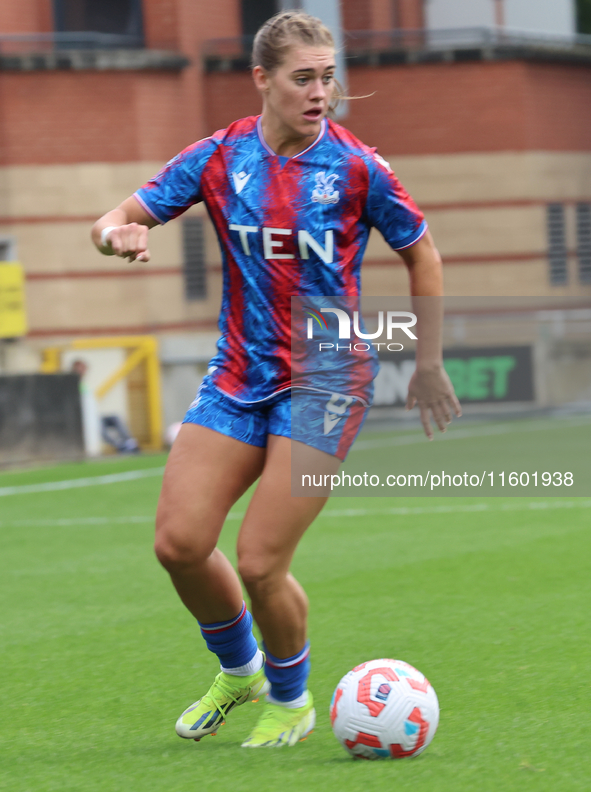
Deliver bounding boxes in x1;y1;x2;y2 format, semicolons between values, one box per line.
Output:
0;72;191;166
203;71;260;134
204;60;591;156
525;63;591;152
0;1;589;168
143;0;240;49
1;0;590;346
393;0;425;29
347;60;529;155
1;58;589;166
369;0;395;31
341;0;424;31
341;0;372;32
0;0;51;34
143;0;180;50
0;0;242;164
141;0;241;146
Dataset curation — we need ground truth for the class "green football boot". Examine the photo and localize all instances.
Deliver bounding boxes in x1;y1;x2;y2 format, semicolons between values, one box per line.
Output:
241;693;316;748
175;666;269;741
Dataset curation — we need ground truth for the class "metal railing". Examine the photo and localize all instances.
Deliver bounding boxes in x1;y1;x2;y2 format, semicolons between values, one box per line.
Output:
0;32;144;54
345;26;591;54
3;26;589;61
202;26;591;60
202;35;254;60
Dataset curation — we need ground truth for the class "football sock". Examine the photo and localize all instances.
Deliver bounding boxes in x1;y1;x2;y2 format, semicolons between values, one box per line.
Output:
199;602;260;675
264;641;310;705
221;648;264;677
267;690;309;709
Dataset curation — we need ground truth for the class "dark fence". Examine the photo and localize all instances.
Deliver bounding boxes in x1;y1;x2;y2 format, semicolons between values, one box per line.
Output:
203;27;591;72
0;32;144;54
0;374;84;467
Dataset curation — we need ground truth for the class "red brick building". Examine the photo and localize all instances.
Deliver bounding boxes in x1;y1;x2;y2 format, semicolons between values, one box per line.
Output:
0;0;590;368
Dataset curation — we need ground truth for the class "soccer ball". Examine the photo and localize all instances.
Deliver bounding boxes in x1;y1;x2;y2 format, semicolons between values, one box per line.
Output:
165;421;182;447
330;658;439;760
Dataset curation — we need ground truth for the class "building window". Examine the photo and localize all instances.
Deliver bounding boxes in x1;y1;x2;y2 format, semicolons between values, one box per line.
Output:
53;0;144;44
577;203;591;284
547;203;568;286
0;237;17;261
577;0;591;34
241;0;279;36
182;218;207;300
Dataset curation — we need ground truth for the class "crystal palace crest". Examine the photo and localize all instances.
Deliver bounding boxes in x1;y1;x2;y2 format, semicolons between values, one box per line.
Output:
311;171;340;204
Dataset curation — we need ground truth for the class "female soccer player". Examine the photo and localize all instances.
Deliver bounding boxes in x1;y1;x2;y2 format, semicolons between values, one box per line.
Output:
91;11;460;748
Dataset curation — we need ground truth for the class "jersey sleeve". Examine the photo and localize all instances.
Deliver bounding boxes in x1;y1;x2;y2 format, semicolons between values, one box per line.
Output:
134;137;218;224
363;150;427;250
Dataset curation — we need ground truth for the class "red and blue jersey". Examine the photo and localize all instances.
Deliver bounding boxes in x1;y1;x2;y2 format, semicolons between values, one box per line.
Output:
135;116;426;403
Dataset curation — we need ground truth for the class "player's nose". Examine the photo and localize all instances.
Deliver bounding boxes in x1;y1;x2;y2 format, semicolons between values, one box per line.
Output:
309;77;329;101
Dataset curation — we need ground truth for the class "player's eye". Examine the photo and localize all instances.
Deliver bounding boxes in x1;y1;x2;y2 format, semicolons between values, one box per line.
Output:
295;77;309;85
323;74;335;84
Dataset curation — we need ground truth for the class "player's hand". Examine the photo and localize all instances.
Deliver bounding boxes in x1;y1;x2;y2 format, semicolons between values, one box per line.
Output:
104;223;151;262
406;365;462;440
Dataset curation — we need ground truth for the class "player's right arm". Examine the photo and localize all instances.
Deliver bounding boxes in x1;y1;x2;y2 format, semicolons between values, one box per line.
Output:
92;135;215;261
91;196;159;262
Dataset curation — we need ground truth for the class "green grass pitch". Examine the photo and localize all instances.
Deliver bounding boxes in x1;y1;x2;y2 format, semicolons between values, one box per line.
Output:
1;452;590;792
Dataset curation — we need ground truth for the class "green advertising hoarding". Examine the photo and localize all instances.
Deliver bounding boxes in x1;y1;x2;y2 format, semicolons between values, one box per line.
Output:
375;346;534;406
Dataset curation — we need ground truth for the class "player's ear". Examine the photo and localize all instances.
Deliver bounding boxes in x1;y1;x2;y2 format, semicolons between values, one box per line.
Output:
252;65;270;94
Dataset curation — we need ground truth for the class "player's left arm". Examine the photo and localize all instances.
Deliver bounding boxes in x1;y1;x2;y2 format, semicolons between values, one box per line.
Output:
397;230;462;439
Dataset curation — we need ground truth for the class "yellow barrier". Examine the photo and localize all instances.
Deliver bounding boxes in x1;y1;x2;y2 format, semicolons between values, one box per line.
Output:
41;336;163;451
0;263;27;338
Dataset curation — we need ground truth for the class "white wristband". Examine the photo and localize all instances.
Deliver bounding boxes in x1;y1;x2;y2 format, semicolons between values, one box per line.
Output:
100;226;118;249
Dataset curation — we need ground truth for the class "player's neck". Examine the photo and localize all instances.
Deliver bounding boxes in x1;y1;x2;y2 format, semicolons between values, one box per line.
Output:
259;114;321;158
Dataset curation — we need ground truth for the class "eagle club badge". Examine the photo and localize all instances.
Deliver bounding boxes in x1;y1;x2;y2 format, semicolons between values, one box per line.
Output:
312;171;340;204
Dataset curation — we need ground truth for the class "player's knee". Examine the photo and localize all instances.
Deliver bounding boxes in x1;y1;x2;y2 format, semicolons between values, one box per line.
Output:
154;533;190;572
154;520;215;573
237;554;277;595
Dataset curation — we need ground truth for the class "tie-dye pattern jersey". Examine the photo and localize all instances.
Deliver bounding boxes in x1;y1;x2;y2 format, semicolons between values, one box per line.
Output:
135;116;426;403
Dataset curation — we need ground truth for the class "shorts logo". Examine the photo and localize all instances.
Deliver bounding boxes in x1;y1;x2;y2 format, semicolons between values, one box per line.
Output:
312;172;339;205
323;393;354;435
324;412;342;435
232;171;251;195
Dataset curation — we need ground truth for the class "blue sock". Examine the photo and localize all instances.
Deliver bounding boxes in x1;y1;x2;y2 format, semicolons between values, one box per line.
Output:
199;602;259;670
264;642;310;702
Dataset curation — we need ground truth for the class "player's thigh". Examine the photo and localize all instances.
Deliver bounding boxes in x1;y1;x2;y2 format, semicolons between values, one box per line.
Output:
156;423;266;559
289;389;369;496
236;435;340;582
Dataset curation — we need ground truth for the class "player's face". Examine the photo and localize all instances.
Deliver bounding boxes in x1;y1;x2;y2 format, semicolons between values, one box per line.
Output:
257;44;336;146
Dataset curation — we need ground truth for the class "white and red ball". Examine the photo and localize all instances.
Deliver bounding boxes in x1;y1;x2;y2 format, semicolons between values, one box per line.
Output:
330;659;439;760
164;422;182;447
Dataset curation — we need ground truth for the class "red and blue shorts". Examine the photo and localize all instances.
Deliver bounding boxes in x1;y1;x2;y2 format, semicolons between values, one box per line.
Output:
183;376;369;461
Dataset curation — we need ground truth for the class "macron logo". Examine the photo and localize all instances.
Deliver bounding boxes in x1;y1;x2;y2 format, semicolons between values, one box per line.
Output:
323;412;342;435
322;394;354;436
232;171;251;195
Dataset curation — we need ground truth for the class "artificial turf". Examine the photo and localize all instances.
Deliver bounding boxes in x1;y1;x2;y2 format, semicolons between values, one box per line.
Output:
1;452;590;791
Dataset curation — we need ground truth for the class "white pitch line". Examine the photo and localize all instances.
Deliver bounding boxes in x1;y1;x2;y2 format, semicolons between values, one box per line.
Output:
319;499;591;518
0;512;243;528
0;467;165;497
2;499;590;529
1;515;156;527
353;415;591;451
